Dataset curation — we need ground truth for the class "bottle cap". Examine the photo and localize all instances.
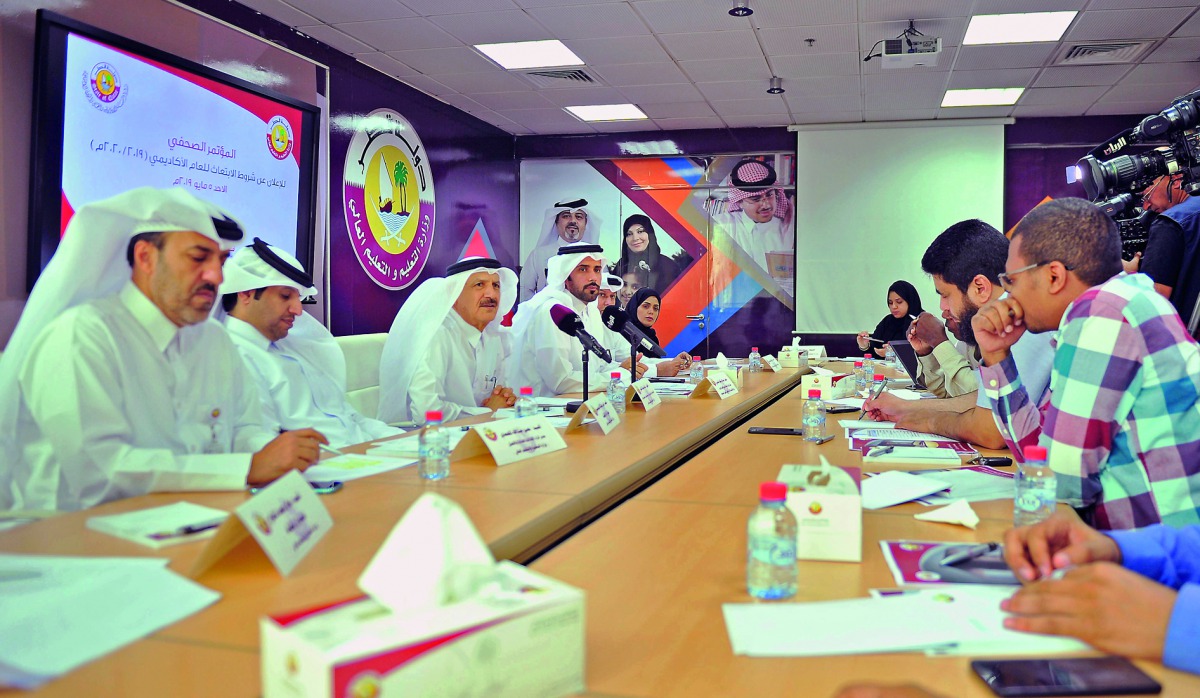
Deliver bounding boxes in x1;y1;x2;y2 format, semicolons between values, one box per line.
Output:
864;354;872;358
873;373;884;380
519;386;533;396
611;371;621;378
751;347;759;352
425;410;443;422
759;481;787;502
808;389;822;398
693;356;702;361
1023;445;1048;461
854;361;863;367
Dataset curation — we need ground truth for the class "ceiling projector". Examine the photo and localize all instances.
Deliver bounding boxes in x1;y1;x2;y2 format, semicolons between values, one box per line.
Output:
881;36;942;68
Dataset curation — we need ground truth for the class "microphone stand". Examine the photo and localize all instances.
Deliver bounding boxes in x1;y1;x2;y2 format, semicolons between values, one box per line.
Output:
566;347;589;414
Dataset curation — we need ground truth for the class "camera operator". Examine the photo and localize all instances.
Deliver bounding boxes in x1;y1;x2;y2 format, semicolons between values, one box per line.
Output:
1127;173;1200;326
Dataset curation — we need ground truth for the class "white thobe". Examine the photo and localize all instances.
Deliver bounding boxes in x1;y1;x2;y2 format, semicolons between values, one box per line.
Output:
406;312;507;424
519;243;557;299
224;317;401;447
511;291;624;396
13;282;275;511
718;211;792;274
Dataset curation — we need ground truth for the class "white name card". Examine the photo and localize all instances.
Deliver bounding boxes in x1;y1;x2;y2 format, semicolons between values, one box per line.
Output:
189;469;332;578
566;394;620;434
625;378;662;411
450;416;568;466
690;371;739;399
763;354;783;372
777;463;862;563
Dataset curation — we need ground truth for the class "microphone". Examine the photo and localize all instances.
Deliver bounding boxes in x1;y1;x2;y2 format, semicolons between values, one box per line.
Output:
549;304;612;363
601;306;666;358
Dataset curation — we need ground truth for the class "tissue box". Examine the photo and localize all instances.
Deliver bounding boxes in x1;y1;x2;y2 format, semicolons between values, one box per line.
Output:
262;562;584;698
778;464;862;563
778;346;804;368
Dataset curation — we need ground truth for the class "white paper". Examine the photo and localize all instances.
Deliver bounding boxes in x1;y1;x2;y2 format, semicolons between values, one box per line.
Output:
716;352;729;370
914;500;981;529
86;502;228;548
841;420;894;430
861;471;951;509
0;554;219;683
885;389;926;401
810;366;835;376
915;468;1016;505
304;453;416;483
850;429;957;442
366;429;470;459
863;446;964;464
829;397;865;408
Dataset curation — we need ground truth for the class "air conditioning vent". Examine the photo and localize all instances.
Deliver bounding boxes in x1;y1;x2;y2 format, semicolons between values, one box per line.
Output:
513;67;601;89
1055;41;1156;65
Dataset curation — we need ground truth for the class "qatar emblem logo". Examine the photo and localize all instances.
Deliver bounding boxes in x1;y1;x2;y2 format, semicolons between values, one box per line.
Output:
83;62;126;113
342;108;435;290
266;116;294;160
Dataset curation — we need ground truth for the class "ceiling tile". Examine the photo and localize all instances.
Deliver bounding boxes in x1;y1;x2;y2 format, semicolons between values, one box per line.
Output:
1144;36;1200;63
429;11;550;44
696;80;778;101
386;47;499;74
749;0;857;26
641;102;717;118
776;75;862;97
759;25;858;56
864;108;940;121
652;116;727;130
1088;0;1198;8
858;0;972;22
592;62;689;87
528;3;651;39
286;0;412;24
354;52;419;78
539;86;631;107
232;0;320;27
710;97;790;116
334;17;460;51
769;53;862;78
1032;64;1133;88
618;83;705;104
563;36;672;65
1019;85;1109;105
1012;104;1090;118
470;91;555;110
592;120;661;132
1123;61;1200;85
859;17;969;50
720;114;794;127
633;0;754;34
1101;81;1198;102
435;93;489;113
1065;8;1192;42
297;24;376;54
865;90;943;111
971;0;1085;12
786;93;861;112
952;44;1057;70
937;106;1014;118
864;71;950;94
398;73;455;96
947;68;1038;89
660;30;762;61
514;0;629;6
401;0;519;14
791;111;862;124
679;56;770;82
498;106;591;127
435;71;533;92
1175;10;1200;37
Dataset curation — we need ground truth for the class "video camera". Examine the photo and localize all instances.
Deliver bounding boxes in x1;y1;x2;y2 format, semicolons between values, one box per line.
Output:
1069;87;1200;258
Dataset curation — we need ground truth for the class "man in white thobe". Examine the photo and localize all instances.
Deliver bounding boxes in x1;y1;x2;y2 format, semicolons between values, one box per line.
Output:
713;158;793;275
378;257;518;424
519;198;602;300
220;239;402;447
1;188;325;512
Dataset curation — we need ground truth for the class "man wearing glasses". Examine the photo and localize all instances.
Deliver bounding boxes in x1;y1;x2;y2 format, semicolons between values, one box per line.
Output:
1126;174;1200;328
972;198;1200;531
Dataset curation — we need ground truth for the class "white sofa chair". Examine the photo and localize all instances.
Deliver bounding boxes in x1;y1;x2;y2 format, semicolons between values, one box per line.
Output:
335;333;388;420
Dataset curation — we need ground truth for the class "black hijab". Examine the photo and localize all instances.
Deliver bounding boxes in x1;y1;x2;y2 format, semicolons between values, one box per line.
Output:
616;215;681;291
871;280;924;347
627;287;662;344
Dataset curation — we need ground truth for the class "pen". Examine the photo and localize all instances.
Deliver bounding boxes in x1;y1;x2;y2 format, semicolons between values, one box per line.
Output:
940;542;1000;567
858;377;889;419
147;518;227;541
320;444;345;457
865;336;888;344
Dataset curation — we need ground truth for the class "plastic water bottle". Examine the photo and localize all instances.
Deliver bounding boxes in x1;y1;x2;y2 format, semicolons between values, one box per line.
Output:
884;343;898;368
1014;445;1056;526
748;347;762;373
802;390;826;442
689;356;705;385
853;360;866;394
515;386;536;418
747;481;798;600
862;353;875;380
870;373;887;397
418;410;450;480
607;371;625;414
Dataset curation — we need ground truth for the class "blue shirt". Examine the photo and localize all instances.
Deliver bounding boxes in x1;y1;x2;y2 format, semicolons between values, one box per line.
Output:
1108;524;1200;674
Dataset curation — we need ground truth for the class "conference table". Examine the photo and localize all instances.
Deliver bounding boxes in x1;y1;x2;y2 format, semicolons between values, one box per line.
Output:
3;362;1198;696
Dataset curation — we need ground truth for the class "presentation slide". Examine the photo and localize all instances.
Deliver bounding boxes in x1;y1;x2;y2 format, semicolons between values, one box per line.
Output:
61;32;306;254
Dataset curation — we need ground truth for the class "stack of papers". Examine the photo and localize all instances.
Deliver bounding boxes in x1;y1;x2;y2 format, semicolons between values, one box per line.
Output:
0;554;220;688
910;466;1015;505
86;502;228;549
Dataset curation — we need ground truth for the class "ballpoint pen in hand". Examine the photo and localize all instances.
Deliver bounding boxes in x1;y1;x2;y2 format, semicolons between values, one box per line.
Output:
940;542;1000;567
319;444;345;457
858;377;889;419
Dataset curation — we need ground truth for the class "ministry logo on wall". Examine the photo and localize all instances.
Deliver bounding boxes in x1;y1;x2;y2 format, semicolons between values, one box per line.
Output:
342;108;436;290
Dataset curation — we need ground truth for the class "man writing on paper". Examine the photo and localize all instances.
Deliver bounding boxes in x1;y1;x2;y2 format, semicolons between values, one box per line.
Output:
519;198;601;300
510;243;635;396
2;188;323;512
974;198;1200;529
220;239;401;446
378;257;518;424
864;220;1053;451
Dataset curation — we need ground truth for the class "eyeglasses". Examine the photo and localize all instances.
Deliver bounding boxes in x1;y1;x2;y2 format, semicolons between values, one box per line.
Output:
998;260;1073;289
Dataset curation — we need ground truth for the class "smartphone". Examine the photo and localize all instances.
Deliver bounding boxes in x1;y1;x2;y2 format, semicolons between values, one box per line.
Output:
748;426;805;436
249;480;343;495
825;404;860;414
968;456;1014;467
971;657;1162;696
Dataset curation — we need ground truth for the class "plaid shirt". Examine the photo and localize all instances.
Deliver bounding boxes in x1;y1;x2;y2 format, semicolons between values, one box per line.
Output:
981;273;1200;530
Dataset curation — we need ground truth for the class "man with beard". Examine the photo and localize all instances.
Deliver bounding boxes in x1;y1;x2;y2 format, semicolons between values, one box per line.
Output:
519;198;601;300
220;239;401;445
1;188;323;511
378;257;518;424
864;220;1054;451
713;158;793;276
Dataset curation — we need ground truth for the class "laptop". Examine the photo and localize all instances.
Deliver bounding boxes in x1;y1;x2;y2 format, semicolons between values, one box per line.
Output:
887;340;927;390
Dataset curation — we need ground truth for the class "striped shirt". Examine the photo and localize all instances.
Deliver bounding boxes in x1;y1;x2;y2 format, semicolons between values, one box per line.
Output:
981;273;1200;530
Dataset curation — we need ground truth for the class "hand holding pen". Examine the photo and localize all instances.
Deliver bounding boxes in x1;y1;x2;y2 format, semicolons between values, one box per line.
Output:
858;377;888;419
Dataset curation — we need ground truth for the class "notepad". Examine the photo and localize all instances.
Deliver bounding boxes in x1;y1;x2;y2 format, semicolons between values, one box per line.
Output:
86;502;229;549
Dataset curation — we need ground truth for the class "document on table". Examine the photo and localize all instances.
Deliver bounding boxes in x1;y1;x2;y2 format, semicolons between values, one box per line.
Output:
861;471;950;509
913;466;1016;505
840;420;895;431
85;502;228;548
848;428;957;444
366;429;470;459
0;554;220;689
829;397;865;408
304;453;416;483
723;586;1086;658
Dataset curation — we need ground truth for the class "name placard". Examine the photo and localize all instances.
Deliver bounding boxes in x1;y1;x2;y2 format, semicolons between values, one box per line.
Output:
450;416;568;466
625;377;662;411
565;394;620;434
189;469;332;578
763;354;783;372
689;371;739;399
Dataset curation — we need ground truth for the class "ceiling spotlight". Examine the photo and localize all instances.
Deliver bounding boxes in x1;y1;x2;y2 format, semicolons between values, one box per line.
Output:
767;76;784;94
729;1;753;17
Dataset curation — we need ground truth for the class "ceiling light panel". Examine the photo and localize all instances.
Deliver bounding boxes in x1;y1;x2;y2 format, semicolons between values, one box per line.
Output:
963;12;1077;45
940;87;1025;106
475;40;584;70
565;103;649;121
